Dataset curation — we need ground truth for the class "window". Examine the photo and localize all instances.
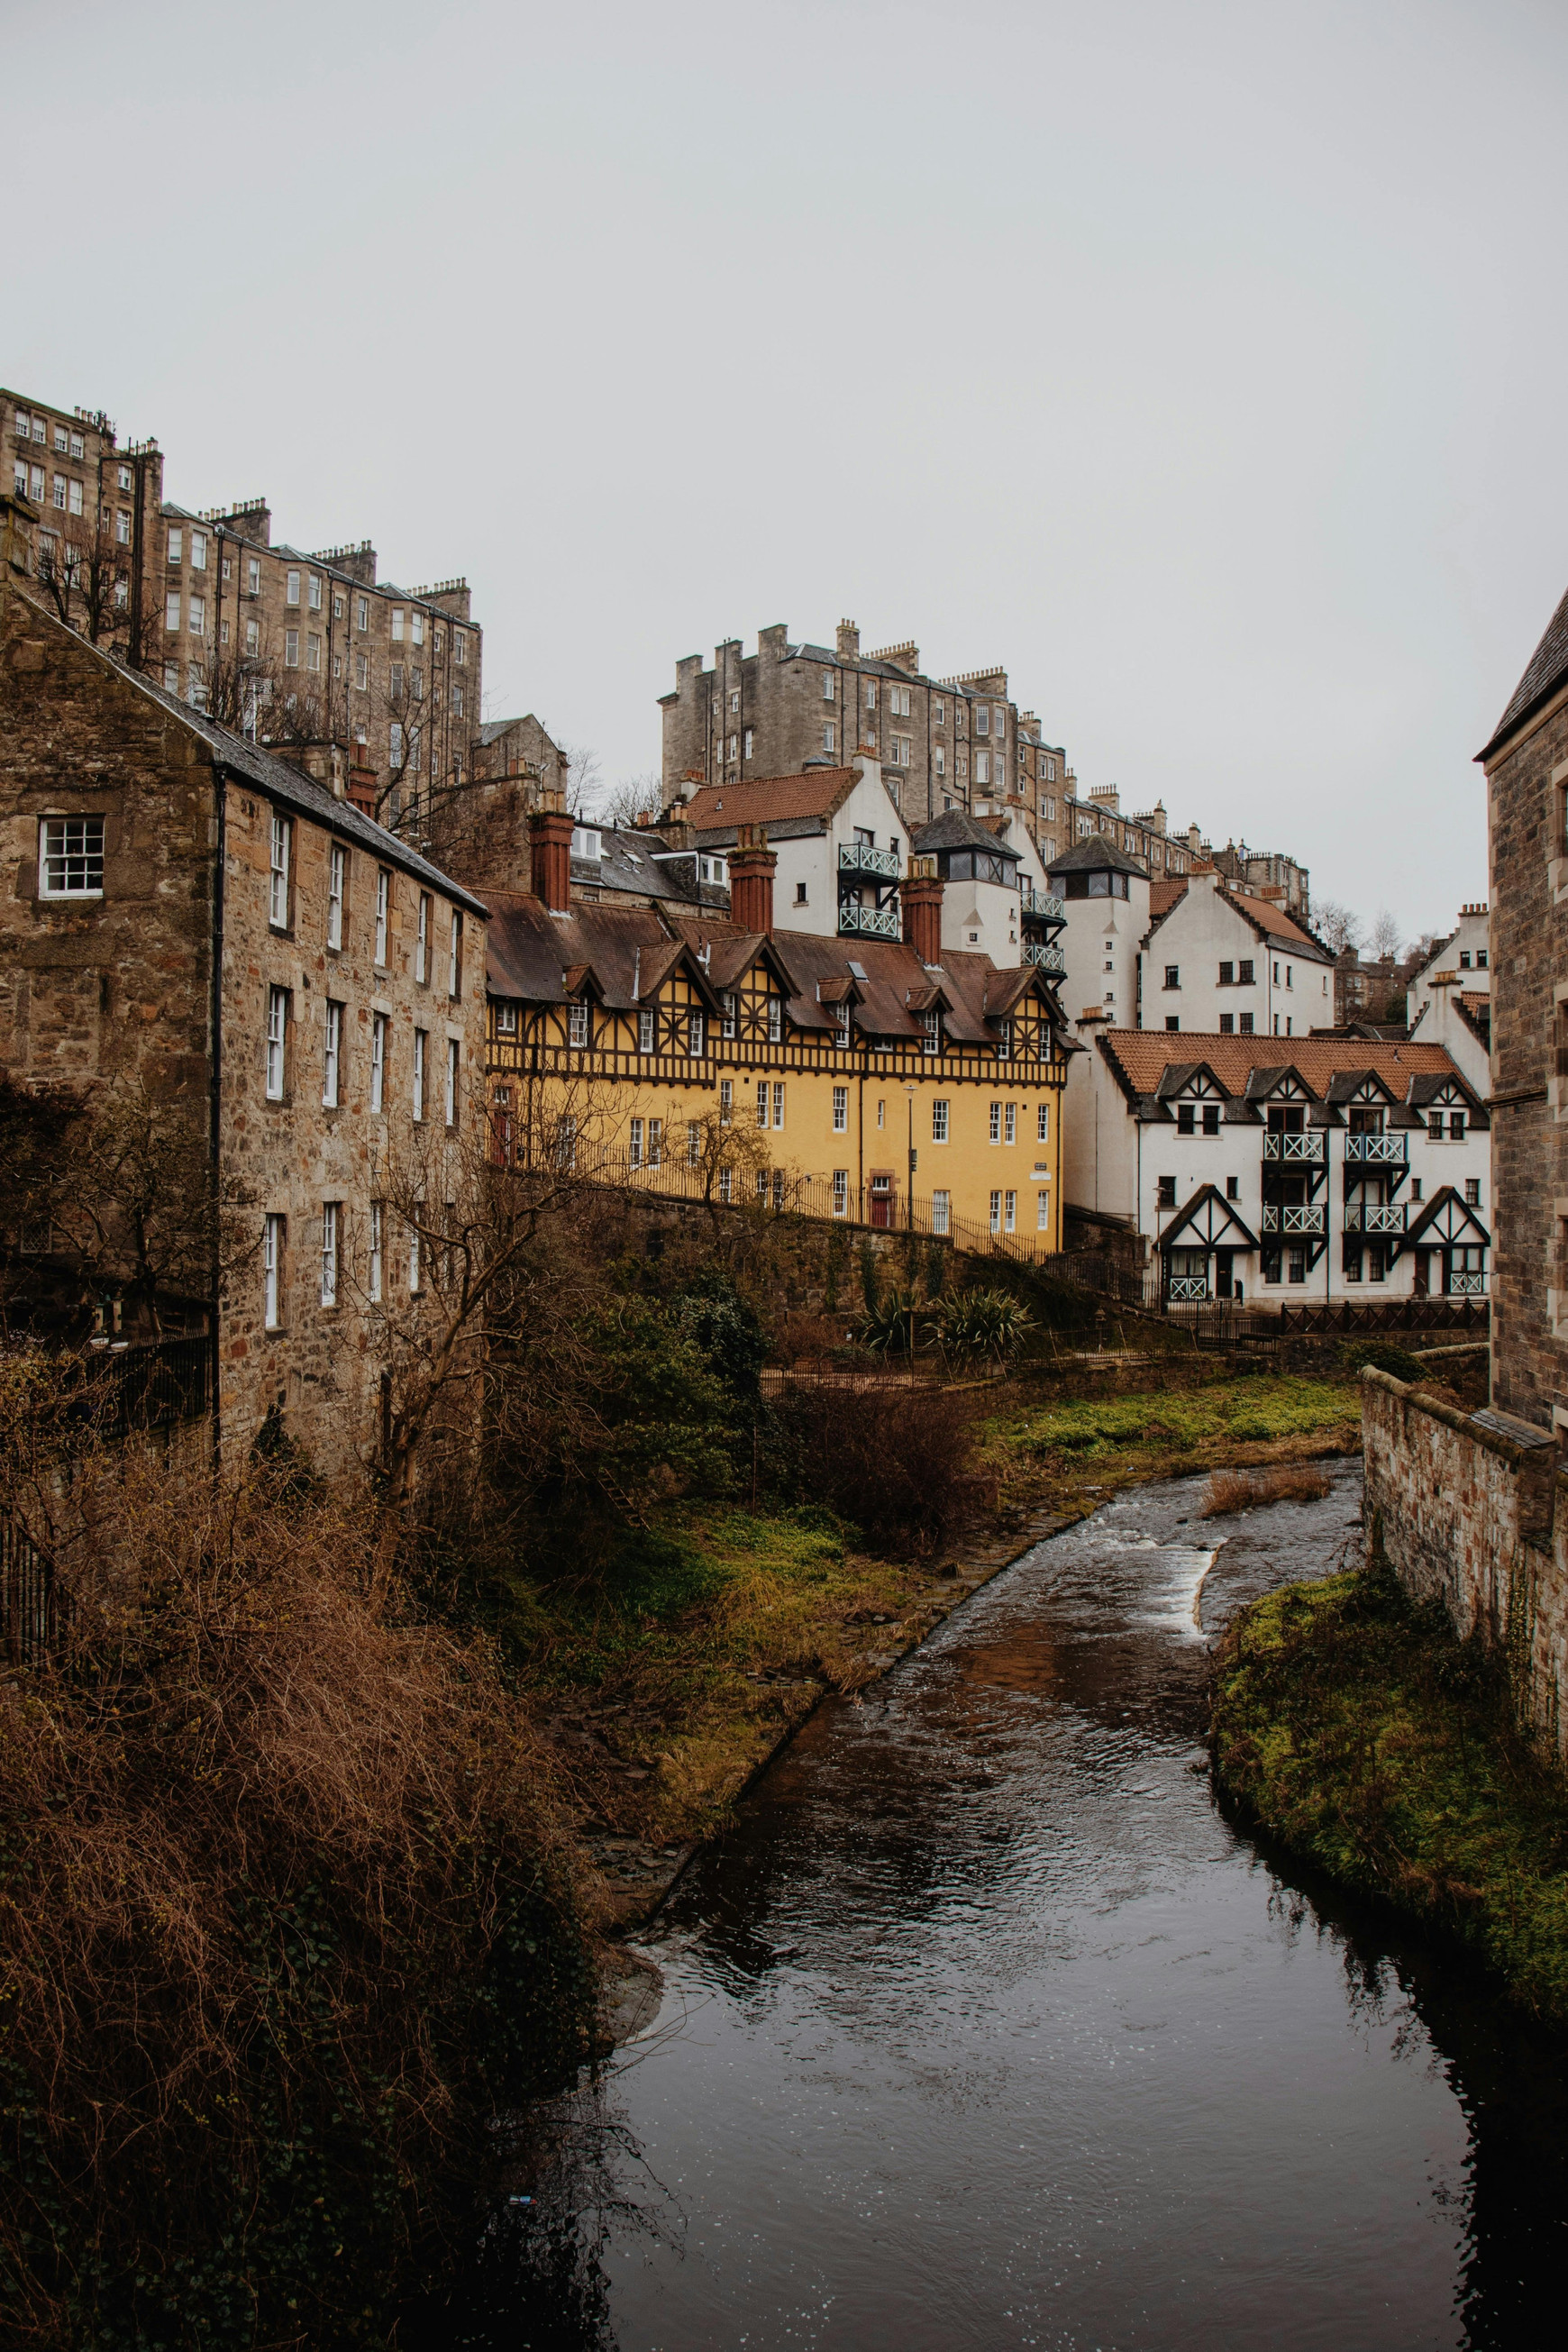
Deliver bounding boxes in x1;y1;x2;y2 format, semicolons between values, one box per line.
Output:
834;1001;851;1048
327;844;345;949
997;1018;1012;1062
1450;1111;1466;1140
285;629;299;668
1478;950;1489;970
286;570;300;606
413;1028;426;1121
269;814;291;927
756;1082;770;1129
771;1082;785;1128
833;1169;849;1217
449;910;462;998
445;1039;459;1127
1288;1248;1308;1284
922;1009;940;1055
1035;1102;1051;1145
306;633;321;671
163;663;178;692
629;1117;644;1170
1261;1248;1282;1283
989;1101;1002;1143
495;1001;518;1036
188;593;205;635
375;870;389;964
308;574;322;611
827;1084;848;1134
768;998;783;1045
721;990;737;1040
975;706;989;736
356;595;369;632
1177;1103;1196;1135
391;661;405;699
320;1202;339;1307
720;1079;733;1127
408;1217;421;1294
244;556;260;597
1459;951;1472;971
370;1013;387;1112
976;752;989;786
743;728;754;760
451;685;464;719
1005;1190;1016;1233
167;525;183;564
1286;966;1293;989
323;999;342;1108
411;610;424;645
931;1099;950;1144
822;669;835;700
569;998;589;1047
266;986;287;1099
1239;1012;1254;1035
39;815;105;898
165;591;181;633
1164;964;1180;989
1464;1177;1481;1206
190;530;206;572
822;721;836;754
356;652;369;692
688;1008;706;1057
109;506;128;545
1218;961;1234;986
1428;1112;1445;1140
1165;1016;1181;1032
718;1167;733;1203
935;747;946;778
263;1215;285;1329
453;631;467;665
1219;1014;1235;1035
639;1008;654;1054
989;1190;1002;1235
369;1202;384;1301
1157;1175;1177;1208
389;723;405;770
648;1117;663;1168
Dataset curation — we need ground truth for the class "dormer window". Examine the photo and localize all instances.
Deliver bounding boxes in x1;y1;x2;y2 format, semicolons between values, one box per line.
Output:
834;1002;851;1047
922;1009;940;1055
722;990;737;1039
768;998;783;1045
638;1009;655;1053
570;826;602;861
568;999;588;1047
496;1002;519;1036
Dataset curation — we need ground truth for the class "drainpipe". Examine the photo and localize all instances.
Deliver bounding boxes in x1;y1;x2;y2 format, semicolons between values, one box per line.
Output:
208;765;227;1479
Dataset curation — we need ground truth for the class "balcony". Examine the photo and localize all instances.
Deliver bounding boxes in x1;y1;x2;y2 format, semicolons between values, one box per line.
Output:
1449;1272;1488;1296
1263;1132;1326;1165
1020;887;1065;922
1167;1277;1209;1303
1023;940;1066;974
1262;1204;1326;1236
838;901;900;942
1345;1203;1408;1235
839;841;901;882
1345;1133;1408;1166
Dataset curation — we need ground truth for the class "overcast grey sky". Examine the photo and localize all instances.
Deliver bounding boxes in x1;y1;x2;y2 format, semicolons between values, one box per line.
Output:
9;0;1568;938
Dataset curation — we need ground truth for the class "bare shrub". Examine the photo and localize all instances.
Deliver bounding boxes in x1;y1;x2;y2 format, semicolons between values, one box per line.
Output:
770;1383;987;1555
1201;1463;1333;1518
0;1441;596;2346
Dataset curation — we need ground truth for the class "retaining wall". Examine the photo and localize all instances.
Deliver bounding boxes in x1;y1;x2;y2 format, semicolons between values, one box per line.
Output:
1362;1367;1568;1758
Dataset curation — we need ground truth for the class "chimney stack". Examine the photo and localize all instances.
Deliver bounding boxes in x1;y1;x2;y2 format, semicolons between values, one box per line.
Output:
901;854;944;967
729;823;776;935
346;745;378;815
529;789;574;914
836;618;860;661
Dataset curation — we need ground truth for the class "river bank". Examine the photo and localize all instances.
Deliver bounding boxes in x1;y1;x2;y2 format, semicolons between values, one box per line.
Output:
531;1368;1366;1927
1211;1541;1568;2022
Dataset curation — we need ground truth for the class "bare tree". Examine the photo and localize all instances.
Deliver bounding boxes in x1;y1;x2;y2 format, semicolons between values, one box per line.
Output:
560;742;602;818
32;511;129;646
597;769;663;831
1312;898;1362;956
1368;907;1404;962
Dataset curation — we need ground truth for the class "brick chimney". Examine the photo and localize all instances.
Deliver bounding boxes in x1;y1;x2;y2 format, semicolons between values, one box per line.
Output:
346;747;378;816
529;789;574;914
901;854;944;966
729;823;776;935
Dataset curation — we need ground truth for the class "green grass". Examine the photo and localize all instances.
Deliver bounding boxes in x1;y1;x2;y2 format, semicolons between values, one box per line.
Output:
989;1375;1360;1463
1212;1554;1568;2021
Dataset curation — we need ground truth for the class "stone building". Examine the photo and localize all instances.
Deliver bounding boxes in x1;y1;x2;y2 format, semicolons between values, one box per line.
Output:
0;499;488;1480
1476;581;1568;1432
486;799;1071;1250
3;383;165;670
658;621;1069;832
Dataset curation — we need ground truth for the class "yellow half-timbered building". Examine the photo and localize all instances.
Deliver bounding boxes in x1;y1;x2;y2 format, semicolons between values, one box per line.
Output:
484;815;1071;1251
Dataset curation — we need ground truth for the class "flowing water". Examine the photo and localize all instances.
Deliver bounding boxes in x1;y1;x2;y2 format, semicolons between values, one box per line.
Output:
433;1463;1568;2349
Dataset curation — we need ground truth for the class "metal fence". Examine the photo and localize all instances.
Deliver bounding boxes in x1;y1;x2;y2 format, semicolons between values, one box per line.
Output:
0;1518;61;1666
88;1335;211;1436
601;1158;1062;1266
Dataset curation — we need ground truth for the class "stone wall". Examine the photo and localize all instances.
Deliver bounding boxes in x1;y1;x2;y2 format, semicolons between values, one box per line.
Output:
1362;1367;1568;1758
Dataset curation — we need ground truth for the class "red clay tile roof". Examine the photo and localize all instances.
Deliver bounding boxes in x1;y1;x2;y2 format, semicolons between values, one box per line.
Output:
678;770;859;831
1145;874;1327;955
1099;1027;1463;1099
1148;880;1186;918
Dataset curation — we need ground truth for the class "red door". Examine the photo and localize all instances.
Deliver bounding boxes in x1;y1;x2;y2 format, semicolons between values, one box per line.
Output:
870;1174;893;1229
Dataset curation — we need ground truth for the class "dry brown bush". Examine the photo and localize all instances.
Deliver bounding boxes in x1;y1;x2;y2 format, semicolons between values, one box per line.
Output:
0;1439;597;2347
1200;1463;1334;1518
770;1382;988;1555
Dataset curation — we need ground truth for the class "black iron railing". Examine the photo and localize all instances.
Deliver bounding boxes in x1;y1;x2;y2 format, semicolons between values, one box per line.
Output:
0;1518;61;1666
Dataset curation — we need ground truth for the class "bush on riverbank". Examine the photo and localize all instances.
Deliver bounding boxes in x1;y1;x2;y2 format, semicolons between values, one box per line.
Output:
0;1450;597;2350
1211;1547;1568;2022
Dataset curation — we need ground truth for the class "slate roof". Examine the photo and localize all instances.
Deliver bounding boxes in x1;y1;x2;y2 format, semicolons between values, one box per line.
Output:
22;594;487;916
571;826;725;907
1046;837;1150;879
1480;581;1568;761
910;810;1022;859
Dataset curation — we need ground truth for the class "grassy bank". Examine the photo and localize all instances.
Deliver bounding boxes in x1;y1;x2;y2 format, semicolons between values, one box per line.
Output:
513;1370;1366;1865
1211;1553;1568;2022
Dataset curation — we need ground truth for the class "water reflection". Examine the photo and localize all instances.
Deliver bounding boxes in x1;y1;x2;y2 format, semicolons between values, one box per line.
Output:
418;1463;1568;2350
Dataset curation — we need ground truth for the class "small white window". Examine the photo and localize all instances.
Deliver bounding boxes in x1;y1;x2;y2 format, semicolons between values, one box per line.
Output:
356;653;369;692
190;530;206;571
822;669;836;700
245;618;260;657
833;1084;848;1133
976;752;989;786
688;1008;706;1056
688;1120;701;1167
648;1117;663;1168
934;747;946;777
327;843;345;949
833;1169;849;1217
932;1099;949;1143
989;1190;1002;1235
52;424;66;453
989;1101;1002;1144
308;574;322;611
1005;1103;1016;1144
722;991;737;1040
375;869;390;964
320;1201;339;1306
247;556;261;595
357;595;369;631
768;998;782;1045
743;727;754;760
719;1079;733;1127
756;1081;770;1129
772;1082;785;1129
323;999;342;1108
629;1117;644;1169
286;569;300;606
266;986;287;1099
449;910;462;998
165;591;180;633
495;1001;518;1036
975;706;989;735
68;430;84;460
411;609;424;645
306;633;321;671
1037;1191;1051;1230
1005;1190;1016;1232
369;1201;384;1301
263;1214;285;1328
412;1028;426;1120
40;815;105;898
163;662;178;691
932;1190;951;1235
1037;1101;1050;1144
408;1218;421;1293
68;479;83;517
392;607;406;641
269;814;291;927
445;1038;459;1127
823;721;836;753
569;998;589;1047
454;631;468;665
167;524;183;563
370;1012;387;1112
639;1008;655;1053
188;593;205;634
285;629;299;667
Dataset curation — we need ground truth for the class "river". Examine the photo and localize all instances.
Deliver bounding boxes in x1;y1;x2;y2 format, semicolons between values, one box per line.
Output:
431;1463;1568;2349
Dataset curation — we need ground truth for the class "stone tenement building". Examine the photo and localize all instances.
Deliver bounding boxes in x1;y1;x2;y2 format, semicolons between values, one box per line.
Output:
1478;581;1568;1435
0;497;488;1480
3;383;165;670
659;621;1069;831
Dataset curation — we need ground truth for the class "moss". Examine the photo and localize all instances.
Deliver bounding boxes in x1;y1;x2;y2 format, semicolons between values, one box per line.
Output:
1211;1554;1568;2021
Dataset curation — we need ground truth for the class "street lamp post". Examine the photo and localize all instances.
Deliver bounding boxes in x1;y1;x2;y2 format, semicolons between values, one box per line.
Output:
904;1082;917;1374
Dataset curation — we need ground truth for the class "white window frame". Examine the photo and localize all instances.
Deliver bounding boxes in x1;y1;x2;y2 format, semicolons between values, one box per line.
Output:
989;1190;1002;1235
448;910;462;998
263;1214;285;1328
165;591;181;634
772;1082;785;1129
413;1027;426;1121
269;812;291;927
833;1169;849;1217
833;1084;848;1133
688;1008;706;1057
370;1012;387;1113
629;1117;644;1170
286;569;301;606
569;998;589;1047
719;1079;733;1127
1037;1101;1050;1144
722;991;737;1040
266;986;287;1099
445;1038;460;1128
989;1102;1002;1144
323;998;342;1108
327;843;345;949
369;1201;384;1301
39;815;105;898
1005;1190;1016;1233
933;1190;951;1235
768;998;782;1045
320;1201;339;1307
756;1082;770;1129
933;1099;949;1143
1005;1102;1016;1144
375;869;389;965
639;1008;655;1054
